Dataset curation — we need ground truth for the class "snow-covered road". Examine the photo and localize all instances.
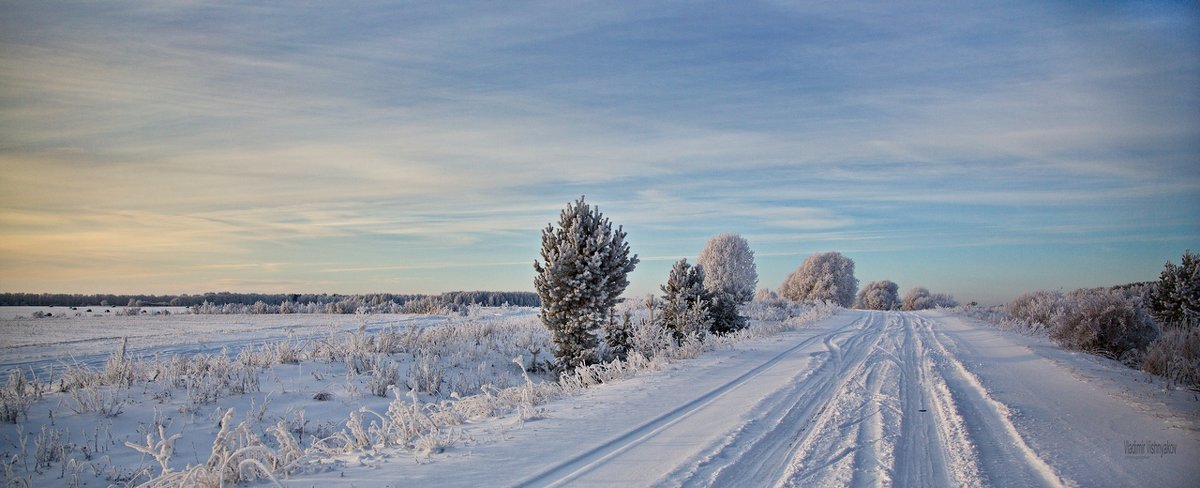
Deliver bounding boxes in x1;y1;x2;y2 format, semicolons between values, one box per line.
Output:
319;309;1199;487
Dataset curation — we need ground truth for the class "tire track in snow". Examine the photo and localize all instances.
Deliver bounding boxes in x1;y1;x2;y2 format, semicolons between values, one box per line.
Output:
893;312;982;488
910;314;1069;488
658;312;889;487
514;315;868;488
777;312;895;487
518;310;1072;488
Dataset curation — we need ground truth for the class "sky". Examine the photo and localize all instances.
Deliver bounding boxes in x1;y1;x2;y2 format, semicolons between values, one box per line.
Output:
1;1;1198;305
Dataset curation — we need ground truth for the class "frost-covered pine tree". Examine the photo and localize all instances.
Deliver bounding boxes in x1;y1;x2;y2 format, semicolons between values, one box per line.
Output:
603;310;634;361
778;252;858;307
659;259;713;342
534;196;639;369
855;280;900;310
1150;250;1200;329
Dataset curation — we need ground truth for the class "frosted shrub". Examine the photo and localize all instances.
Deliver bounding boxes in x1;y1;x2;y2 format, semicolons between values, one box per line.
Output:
33;425;65;472
856;280;901;310
141;408;286;487
104;338;135;387
1142;327;1200;389
369;359;400;397
629;314;675;359
314;388;461;457
374;325;402;354
408;351;444;395
1050;288;1158;364
901;287;958;311
68;385;127;417
266;337;302;365
744;298;793;321
1;369;40;423
1006;290;1066;331
124;423;182;478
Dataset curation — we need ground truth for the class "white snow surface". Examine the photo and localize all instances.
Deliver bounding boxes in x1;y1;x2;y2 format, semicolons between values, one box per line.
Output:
0;309;461;379
1;308;1197;486
302;310;1199;487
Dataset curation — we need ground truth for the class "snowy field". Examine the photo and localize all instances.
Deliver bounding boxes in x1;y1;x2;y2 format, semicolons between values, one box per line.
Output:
0;307;491;380
1;307;1197;487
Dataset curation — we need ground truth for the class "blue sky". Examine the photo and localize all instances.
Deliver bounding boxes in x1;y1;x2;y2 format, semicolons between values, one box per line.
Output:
1;1;1197;304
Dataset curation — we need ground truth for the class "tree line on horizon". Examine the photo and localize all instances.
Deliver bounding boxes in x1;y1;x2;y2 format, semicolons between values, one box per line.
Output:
0;291;540;309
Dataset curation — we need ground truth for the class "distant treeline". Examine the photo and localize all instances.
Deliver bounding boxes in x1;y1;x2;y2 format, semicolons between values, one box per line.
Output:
0;291;540;309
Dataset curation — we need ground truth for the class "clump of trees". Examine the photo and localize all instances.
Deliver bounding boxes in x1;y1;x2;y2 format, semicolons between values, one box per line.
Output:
534;197;639;369
778;252;858;307
696;233;757;334
855;280;900;310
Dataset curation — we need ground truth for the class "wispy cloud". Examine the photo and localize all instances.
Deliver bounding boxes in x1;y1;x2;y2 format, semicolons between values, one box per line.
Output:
0;0;1197;302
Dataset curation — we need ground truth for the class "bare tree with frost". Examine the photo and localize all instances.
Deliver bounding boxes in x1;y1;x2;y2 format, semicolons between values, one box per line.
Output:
856;280;900;310
534;196;639;369
778;252;858;307
697;233;758;303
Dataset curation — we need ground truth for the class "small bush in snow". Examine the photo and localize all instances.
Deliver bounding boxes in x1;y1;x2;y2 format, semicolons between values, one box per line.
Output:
534;196;639;369
1;369;40;423
778;252;858;307
1142;327;1200;389
856;280;900;310
370;359;401;397
68;385;127;417
1005;290;1067;331
408;351;444;395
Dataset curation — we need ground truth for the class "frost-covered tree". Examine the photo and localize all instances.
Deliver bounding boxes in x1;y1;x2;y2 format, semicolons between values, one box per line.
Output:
534;196;639;369
697;233;758;303
901;287;958;311
697;233;756;333
659;259;713;341
1150;250;1200;329
855;280;900;310
777;252;858;307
